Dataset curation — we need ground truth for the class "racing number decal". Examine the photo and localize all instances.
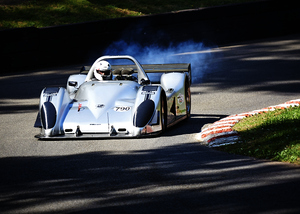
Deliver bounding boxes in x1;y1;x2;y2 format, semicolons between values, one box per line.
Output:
114;106;131;112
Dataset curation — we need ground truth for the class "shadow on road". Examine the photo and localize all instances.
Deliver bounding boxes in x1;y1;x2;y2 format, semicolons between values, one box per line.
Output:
162;113;228;137
1;143;300;213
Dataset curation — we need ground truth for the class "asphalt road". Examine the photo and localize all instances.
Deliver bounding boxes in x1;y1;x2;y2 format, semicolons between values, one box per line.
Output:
1;34;300;213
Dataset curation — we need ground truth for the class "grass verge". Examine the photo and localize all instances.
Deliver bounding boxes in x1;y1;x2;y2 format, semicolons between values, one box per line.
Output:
0;0;258;30
215;106;300;165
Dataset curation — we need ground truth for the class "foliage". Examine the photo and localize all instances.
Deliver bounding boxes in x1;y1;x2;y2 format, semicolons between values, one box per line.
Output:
216;106;300;164
0;0;258;30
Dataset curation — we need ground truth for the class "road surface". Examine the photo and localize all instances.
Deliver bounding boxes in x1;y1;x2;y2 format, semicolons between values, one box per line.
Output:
1;34;300;213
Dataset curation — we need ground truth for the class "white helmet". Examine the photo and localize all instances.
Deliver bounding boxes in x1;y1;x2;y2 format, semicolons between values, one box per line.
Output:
94;60;112;80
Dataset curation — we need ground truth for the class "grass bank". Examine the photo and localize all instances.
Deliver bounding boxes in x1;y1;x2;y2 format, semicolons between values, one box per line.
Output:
215;106;300;165
0;0;258;30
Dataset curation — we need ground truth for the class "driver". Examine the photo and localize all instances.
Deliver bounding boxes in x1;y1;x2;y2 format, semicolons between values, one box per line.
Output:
94;60;112;80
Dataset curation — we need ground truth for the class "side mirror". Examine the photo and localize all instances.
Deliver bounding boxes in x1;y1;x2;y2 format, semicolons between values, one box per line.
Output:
68;81;77;87
141;79;151;85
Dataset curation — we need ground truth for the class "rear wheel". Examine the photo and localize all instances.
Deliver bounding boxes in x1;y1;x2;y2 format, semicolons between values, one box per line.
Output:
185;81;191;118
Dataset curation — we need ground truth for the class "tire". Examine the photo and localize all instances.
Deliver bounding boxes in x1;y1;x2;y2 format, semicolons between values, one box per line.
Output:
185;80;191;118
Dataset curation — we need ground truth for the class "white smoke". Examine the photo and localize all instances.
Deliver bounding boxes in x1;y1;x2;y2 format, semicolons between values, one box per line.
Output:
103;40;219;83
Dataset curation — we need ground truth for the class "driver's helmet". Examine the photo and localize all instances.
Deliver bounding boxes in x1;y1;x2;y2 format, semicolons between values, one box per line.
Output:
94;60;112;80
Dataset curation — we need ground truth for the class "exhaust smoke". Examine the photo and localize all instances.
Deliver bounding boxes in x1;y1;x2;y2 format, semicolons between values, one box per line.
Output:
103;40;220;84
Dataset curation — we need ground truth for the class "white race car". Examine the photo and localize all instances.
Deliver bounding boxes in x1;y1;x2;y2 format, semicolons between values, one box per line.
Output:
34;55;191;139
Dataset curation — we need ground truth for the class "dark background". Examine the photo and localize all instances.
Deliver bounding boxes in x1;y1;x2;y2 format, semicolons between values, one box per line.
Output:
0;0;300;73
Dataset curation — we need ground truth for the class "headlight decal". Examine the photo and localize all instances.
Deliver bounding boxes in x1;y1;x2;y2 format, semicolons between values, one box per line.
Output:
133;99;155;127
41;101;57;129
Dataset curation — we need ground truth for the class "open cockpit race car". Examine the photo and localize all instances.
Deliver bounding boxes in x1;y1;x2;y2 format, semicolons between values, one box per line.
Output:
34;55;191;139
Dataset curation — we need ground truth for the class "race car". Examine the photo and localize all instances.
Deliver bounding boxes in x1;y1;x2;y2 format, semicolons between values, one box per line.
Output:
34;55;191;139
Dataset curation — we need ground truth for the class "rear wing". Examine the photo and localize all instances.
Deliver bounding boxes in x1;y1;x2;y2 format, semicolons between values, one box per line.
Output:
142;63;191;85
80;63;191;84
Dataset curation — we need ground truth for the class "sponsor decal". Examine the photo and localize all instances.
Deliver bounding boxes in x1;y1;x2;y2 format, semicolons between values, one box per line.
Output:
78;104;86;112
141;86;157;100
114;106;131;112
78;103;82;112
177;108;187;114
43;88;59;101
43;92;58;102
167;88;174;93
43;93;57;97
177;93;184;105
141;91;155;95
96;104;105;108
